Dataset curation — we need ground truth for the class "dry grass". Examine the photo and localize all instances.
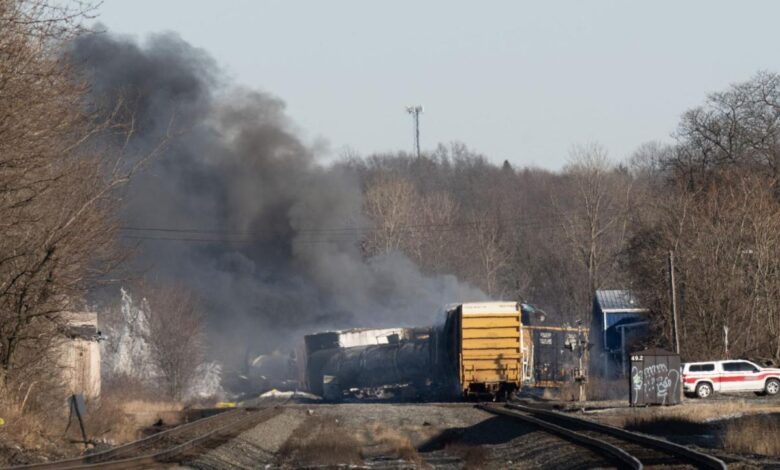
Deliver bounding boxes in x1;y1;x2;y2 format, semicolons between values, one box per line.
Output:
592;400;780;458
98;376;185;443
279;415;363;466
0;375;182;464
722;414;780;457
600;400;780;428
365;423;426;466
0;398;47;448
120;400;184;414
0;383;75;466
105;398;184;442
81;397;142;444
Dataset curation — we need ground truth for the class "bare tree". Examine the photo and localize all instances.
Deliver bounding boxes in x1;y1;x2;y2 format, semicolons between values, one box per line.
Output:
0;0;108;382
670;71;780;190
363;175;419;256
363;174;462;276
627;171;780;362
466;213;511;297
554;143;634;320
0;0;166;388
141;284;207;400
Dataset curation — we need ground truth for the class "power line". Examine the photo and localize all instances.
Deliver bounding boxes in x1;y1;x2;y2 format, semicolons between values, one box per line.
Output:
119;210;608;236
119;213;619;245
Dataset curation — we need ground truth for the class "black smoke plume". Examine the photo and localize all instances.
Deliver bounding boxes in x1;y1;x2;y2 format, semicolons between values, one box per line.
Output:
69;30;485;374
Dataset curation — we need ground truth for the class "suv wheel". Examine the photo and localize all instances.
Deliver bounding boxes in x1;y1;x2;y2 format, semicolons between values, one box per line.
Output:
695;382;713;399
766;378;780;396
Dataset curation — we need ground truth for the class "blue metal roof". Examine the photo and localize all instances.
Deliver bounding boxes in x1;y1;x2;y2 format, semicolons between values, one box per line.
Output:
595;290;647;312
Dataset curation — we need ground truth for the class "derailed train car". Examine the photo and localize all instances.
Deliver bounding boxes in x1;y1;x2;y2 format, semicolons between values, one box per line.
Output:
300;302;527;400
521;304;590;389
299;327;433;398
434;302;525;398
524;326;589;388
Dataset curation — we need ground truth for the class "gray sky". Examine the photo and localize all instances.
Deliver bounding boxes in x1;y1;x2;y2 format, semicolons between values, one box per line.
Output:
94;1;780;169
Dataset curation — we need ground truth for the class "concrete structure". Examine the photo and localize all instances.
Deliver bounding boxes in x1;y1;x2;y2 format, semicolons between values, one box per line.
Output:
60;312;101;398
591;290;650;378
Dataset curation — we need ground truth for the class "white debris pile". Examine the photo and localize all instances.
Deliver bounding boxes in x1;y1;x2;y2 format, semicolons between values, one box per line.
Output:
101;288;225;399
259;389;320;400
101;288;156;380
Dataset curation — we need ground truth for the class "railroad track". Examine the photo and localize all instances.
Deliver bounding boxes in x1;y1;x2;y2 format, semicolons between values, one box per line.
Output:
479;402;727;470
8;402;286;470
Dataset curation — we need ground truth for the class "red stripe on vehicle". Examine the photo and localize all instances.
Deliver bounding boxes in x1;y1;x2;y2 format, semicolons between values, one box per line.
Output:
683;372;778;384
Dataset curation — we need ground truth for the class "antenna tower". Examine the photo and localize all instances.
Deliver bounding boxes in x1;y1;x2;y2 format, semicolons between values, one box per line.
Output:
405;105;423;158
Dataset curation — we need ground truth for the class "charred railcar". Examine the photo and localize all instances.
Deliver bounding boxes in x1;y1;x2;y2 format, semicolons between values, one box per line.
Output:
520;303;589;388
524;326;589;388
299;327;434;398
318;340;433;399
300;302;527;400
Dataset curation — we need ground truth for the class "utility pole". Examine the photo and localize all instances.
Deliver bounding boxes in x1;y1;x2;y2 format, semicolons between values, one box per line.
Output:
668;250;680;354
405;105;423;158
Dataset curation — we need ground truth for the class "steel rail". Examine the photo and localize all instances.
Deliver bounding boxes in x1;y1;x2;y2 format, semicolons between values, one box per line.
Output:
57;406;278;469
7;407;244;470
504;402;727;470
5;404;281;470
479;403;643;469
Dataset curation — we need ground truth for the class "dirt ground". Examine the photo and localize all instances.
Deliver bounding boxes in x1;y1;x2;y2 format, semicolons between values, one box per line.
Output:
185;403;613;469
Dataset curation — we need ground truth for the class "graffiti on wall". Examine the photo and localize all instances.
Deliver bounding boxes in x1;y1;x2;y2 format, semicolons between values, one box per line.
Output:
630;358;680;405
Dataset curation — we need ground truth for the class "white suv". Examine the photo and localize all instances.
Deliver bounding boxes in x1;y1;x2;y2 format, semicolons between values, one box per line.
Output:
682;360;780;398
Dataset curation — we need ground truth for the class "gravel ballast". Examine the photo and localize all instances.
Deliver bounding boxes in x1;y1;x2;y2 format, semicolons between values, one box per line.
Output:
183;403;614;469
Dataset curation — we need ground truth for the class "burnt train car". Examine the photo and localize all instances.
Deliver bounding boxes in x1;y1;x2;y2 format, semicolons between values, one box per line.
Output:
521;304;589;389
524;326;589;387
300;327;433;399
299;302;527;400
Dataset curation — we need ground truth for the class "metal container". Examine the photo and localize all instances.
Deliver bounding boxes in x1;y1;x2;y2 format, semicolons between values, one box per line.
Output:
319;341;431;399
527;326;588;388
454;302;523;397
629;348;682;406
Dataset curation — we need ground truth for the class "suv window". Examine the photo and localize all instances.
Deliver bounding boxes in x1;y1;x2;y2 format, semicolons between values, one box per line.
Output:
689;364;715;372
723;362;758;372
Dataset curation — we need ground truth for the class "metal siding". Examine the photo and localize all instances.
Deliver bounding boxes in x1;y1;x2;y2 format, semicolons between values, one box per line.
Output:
529;327;589;387
605;315;650;351
461;302;519;315
629;350;682;406
337;328;408;347
459;307;521;391
596;290;642;311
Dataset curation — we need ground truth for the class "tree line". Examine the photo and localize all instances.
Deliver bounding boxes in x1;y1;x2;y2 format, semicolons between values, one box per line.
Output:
0;0;203;403
350;71;780;364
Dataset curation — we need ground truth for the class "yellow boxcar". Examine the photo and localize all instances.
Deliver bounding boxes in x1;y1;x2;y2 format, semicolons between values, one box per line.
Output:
455;302;524;398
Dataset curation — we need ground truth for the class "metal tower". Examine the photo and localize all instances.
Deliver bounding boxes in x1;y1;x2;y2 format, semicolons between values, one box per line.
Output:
405;105;423;158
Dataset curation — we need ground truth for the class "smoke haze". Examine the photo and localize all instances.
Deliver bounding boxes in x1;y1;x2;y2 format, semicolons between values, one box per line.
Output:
69;30;486;369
